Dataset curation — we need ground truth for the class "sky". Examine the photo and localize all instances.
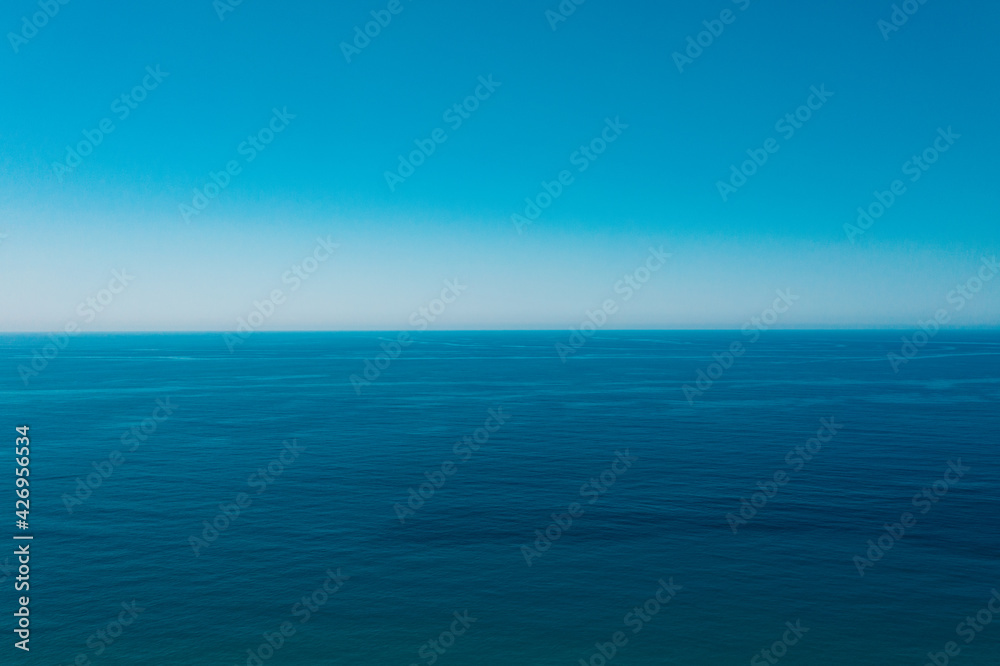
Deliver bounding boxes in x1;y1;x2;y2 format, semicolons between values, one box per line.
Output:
1;0;998;331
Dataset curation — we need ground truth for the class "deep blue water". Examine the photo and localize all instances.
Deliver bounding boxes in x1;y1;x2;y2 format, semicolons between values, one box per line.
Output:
1;331;998;665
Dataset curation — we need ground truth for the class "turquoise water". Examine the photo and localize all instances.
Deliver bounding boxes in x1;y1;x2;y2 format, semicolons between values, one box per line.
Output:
2;331;999;664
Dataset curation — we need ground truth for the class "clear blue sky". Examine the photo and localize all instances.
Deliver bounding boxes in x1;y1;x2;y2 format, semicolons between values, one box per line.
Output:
1;0;998;331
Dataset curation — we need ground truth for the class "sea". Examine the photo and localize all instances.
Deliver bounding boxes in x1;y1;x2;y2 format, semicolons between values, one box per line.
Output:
1;331;998;665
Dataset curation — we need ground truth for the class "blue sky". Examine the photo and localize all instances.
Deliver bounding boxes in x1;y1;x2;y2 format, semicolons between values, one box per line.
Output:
1;0;998;331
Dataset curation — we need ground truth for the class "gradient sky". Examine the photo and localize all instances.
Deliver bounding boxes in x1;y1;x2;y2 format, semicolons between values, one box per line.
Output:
1;0;998;331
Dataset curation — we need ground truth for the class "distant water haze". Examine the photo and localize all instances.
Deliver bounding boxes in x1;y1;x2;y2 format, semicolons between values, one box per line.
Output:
1;217;997;331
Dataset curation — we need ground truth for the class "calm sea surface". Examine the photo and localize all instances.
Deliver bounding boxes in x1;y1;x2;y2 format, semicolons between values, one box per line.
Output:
1;331;998;664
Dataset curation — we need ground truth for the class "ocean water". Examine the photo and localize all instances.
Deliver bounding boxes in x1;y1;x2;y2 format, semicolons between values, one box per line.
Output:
1;331;999;665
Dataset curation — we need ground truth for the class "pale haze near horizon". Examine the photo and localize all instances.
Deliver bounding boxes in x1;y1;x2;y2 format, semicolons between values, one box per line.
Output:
1;213;997;332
